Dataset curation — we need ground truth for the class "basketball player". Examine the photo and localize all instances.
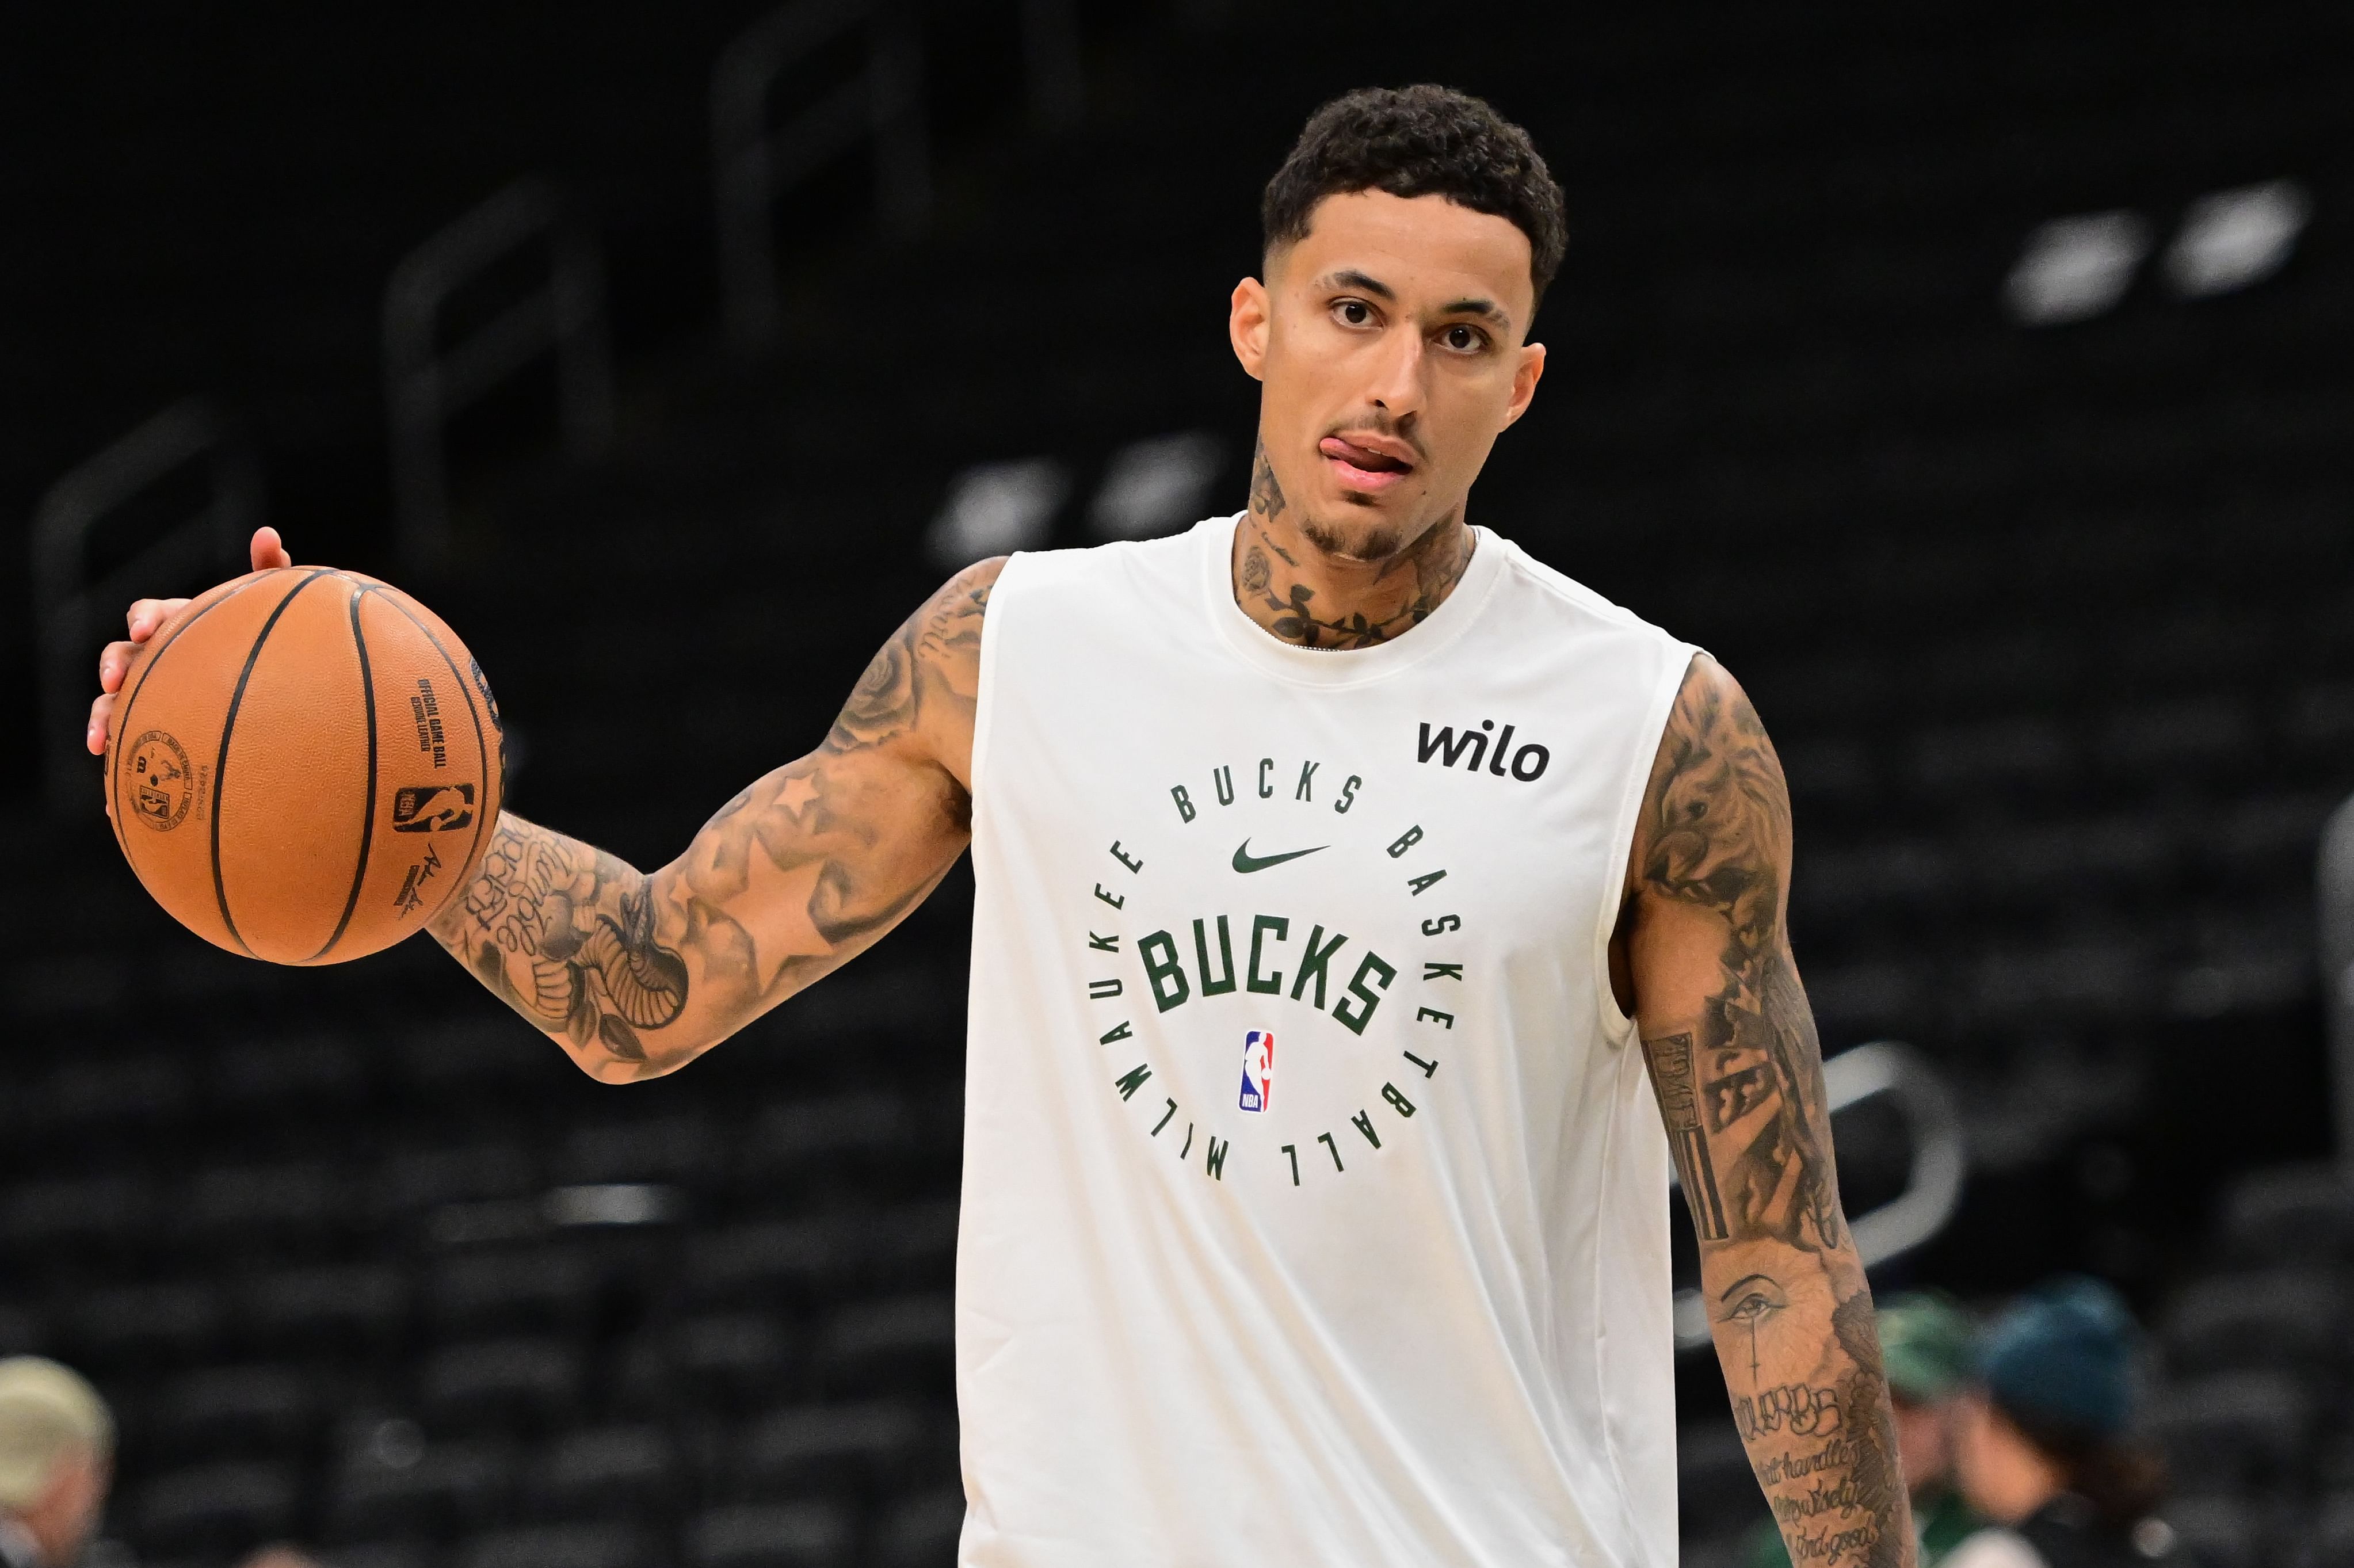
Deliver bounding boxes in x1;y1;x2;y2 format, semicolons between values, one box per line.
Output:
93;86;1909;1568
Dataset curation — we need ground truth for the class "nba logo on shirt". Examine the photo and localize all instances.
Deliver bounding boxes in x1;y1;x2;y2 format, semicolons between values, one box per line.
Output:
1238;1030;1274;1112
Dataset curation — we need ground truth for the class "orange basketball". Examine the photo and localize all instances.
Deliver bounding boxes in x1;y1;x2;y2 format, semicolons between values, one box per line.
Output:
104;566;505;964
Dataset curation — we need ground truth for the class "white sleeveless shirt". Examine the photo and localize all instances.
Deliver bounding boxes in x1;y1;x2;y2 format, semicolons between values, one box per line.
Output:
956;514;1700;1567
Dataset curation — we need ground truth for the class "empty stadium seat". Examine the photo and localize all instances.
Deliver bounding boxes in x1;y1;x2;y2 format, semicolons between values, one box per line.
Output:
2161;1493;2269;1568
0;1174;154;1262
681;1221;857;1313
374;1144;540;1221
185;1161;348;1256
872;1486;966;1568
327;1437;514;1543
419;1338;585;1435
2307;1492;2354;1568
619;1314;796;1416
2214;1165;2354;1265
428;1247;598;1338
815;1294;954;1399
731;1402;934;1502
132;1459;302;1559
2147;1371;2314;1496
243;1263;411;1359
455;1523;653;1568
149;1363;321;1459
559;1115;724;1190
2160;1269;2349;1381
684;1502;852;1568
737;1094;918;1197
526;1424;680;1523
70;1281;225;1369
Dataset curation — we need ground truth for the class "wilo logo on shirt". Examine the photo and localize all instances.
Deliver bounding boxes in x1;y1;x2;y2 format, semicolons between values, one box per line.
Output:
1238;1030;1275;1112
1416;721;1550;782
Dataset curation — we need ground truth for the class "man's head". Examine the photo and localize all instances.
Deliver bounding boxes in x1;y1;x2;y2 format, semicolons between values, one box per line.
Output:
1230;86;1563;566
1875;1292;1974;1495
0;1357;114;1566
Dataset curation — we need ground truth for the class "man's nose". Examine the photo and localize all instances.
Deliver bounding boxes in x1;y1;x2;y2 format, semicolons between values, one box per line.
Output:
1363;328;1425;419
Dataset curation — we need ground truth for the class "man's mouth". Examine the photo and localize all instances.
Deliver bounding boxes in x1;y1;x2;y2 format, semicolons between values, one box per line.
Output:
1318;435;1416;490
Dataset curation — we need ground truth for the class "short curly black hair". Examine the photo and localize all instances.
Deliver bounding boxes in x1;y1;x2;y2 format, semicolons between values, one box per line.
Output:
1262;85;1566;311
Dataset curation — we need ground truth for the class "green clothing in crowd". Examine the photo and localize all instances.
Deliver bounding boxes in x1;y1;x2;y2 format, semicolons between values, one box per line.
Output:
1742;1484;1980;1568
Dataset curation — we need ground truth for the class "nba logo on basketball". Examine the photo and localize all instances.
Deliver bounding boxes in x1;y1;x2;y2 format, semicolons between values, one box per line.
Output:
1238;1031;1274;1112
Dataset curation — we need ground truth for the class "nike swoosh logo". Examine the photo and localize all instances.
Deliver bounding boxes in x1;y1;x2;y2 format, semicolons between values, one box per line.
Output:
1233;838;1329;873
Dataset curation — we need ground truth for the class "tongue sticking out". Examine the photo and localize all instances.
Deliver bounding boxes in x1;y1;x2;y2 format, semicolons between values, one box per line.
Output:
1321;436;1411;474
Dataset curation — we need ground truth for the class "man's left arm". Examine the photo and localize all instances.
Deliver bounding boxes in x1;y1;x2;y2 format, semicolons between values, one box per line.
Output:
1620;654;1913;1568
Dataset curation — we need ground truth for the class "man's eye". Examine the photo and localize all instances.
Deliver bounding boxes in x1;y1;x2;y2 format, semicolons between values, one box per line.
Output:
1443;325;1485;352
1334;300;1373;327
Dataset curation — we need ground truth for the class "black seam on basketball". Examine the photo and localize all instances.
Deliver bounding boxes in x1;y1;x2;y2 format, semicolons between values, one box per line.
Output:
210;568;334;957
371;590;494;902
311;579;379;963
109;570;270;864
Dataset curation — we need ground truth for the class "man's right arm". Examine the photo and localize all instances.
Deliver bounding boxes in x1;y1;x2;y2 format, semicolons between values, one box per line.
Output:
93;532;1002;1083
425;556;1001;1081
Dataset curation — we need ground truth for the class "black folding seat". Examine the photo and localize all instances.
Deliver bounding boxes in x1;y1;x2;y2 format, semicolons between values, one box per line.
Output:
210;1032;371;1117
2157;1495;2266;1568
872;1485;966;1568
2215;1165;2354;1265
1909;716;2076;800
683;1502;852;1568
243;1262;411;1360
69;1280;226;1372
2160;1269;2348;1382
0;1174;155;1266
731;1401;933;1504
327;1436;514;1543
373;1144;540;1222
736;1093;918;1201
619;1314;796;1417
859;1201;959;1294
2308;1491;2354;1568
559;1115;725;1191
428;1246;597;1339
43;1054;194;1136
131;1459;302;1561
419;1337;585;1436
2099;698;2259;783
185;1161;348;1258
681;1221;856;1314
814;1294;953;1399
150;1363;320;1460
453;1523;654;1568
2147;1371;2314;1496
525;1424;681;1524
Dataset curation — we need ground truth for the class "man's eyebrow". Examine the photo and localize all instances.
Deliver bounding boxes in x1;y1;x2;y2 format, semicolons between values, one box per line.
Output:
1319;269;1396;300
1441;296;1512;329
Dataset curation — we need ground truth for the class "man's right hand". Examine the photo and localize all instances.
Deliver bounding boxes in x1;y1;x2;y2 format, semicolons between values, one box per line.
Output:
86;526;295;762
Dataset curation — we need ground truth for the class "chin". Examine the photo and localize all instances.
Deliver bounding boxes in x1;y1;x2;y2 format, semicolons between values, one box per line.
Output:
1298;512;1409;564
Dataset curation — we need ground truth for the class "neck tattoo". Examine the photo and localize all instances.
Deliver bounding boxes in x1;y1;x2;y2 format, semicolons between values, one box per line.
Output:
1235;442;1475;650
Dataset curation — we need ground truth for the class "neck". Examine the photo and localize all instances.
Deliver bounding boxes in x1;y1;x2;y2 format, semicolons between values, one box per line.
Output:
1230;442;1476;650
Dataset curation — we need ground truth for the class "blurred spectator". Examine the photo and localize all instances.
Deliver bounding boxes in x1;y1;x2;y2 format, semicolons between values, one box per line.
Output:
0;1359;114;1568
1945;1278;2180;1568
1746;1292;1985;1568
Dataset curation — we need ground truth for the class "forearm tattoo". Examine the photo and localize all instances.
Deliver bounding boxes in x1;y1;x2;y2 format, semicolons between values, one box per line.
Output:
430;562;993;1078
1635;665;1909;1568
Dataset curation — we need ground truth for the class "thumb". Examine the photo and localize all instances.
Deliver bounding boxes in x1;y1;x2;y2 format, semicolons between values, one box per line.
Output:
250;526;293;571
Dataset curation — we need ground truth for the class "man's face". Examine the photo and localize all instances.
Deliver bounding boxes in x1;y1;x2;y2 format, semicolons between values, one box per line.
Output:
1891;1394;1954;1495
1229;189;1545;563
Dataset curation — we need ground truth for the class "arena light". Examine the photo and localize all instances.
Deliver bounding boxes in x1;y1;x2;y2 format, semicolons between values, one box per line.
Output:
2004;211;2151;326
925;457;1070;567
2162;179;2311;297
1088;431;1226;540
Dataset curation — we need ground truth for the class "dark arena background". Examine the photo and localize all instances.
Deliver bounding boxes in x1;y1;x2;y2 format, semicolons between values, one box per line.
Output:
4;2;2352;1565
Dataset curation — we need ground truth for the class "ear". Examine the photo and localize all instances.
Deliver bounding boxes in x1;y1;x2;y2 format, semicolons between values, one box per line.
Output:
1500;340;1546;430
1229;277;1270;381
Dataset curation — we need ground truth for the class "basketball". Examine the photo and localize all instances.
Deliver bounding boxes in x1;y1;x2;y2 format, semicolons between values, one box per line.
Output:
104;565;505;964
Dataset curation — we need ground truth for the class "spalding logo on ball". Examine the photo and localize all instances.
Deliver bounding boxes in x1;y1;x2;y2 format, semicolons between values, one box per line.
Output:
104;566;505;965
